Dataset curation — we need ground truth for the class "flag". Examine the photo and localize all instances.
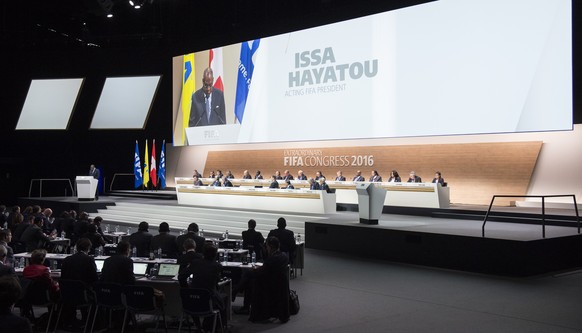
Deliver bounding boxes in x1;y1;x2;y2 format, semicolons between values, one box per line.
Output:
234;39;260;123
133;140;143;188
150;139;157;188
158;140;166;189
209;48;225;92
143;139;150;187
181;53;196;145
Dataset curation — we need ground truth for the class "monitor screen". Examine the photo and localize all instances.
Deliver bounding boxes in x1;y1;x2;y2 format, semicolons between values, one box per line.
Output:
133;262;149;275
158;263;179;277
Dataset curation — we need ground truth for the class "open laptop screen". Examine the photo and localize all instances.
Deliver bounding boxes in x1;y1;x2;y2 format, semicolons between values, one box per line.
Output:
158;264;179;277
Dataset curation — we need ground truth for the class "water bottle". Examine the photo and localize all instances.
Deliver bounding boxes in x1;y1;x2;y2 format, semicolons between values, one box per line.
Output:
251;251;256;264
225;230;229;240
132;246;137;258
200;229;204;237
151;263;159;277
157;247;162;259
60;231;66;239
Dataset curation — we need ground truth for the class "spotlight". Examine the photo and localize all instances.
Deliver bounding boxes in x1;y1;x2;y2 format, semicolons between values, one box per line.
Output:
106;13;113;18
129;0;134;5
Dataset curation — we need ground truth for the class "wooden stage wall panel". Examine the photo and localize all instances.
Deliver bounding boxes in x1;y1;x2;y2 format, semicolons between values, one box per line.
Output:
204;141;542;206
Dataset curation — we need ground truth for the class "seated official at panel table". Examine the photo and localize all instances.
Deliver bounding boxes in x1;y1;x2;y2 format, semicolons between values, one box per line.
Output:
269;176;280;189
388;170;401;182
189;67;226;127
353;170;365;182
432;171;446;185
335;171;346;181
407;171;422;183
296;170;307;180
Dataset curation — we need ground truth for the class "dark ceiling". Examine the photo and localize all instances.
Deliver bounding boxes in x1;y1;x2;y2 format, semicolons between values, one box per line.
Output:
1;0;433;52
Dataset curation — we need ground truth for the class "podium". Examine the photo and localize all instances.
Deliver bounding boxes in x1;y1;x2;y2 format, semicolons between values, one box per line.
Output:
76;176;98;201
355;183;387;225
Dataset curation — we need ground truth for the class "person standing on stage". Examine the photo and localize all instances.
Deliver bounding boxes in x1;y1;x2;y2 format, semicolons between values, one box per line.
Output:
89;164;100;200
188;68;227;127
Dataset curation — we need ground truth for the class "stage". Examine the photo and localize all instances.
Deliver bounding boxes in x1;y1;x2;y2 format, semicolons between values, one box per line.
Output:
18;194;582;277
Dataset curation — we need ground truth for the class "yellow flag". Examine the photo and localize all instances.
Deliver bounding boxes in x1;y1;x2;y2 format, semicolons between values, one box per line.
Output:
143;139;150;186
182;53;196;145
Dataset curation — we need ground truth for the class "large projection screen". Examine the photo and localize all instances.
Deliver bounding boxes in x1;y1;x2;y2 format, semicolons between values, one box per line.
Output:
16;78;84;130
91;76;161;129
172;0;572;146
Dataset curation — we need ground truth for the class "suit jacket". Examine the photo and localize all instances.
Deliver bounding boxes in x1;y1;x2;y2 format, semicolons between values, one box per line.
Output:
0;262;15;277
353;175;365;181
20;225;50;252
283;175;294;181
185;259;222;292
319;183;330;192
370;175;382;182
188;88;226;127
310;182;320;190
432;178;445;185
128;230;153;257
242;229;265;260
408;176;422;183
90;168;100;180
0;241;14;265
269;181;280;189
222;180;233;187
388;176;401;182
177;250;204;286
176;232;206;254
152;232;179;258
255;174;263;179
242;174;252;179
335;176;346;181
13;222;31;241
101;254;135;285
296;175;307;180
60;252;98;286
193;179;204;186
267;228;296;262
249;250;290;322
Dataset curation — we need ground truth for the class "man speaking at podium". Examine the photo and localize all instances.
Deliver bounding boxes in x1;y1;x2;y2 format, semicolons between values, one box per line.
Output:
188;68;226;127
89;164;100;200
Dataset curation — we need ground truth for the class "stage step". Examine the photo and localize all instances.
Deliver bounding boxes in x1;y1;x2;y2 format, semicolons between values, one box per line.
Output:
95;202;328;239
107;190;177;200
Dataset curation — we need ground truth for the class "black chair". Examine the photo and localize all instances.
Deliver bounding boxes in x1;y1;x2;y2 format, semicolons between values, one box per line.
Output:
91;282;125;332
122;285;168;333
178;288;224;333
53;279;94;333
15;278;57;333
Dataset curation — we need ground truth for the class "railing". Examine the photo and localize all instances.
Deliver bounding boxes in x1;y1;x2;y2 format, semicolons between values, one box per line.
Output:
109;173;135;191
28;178;75;198
482;195;580;238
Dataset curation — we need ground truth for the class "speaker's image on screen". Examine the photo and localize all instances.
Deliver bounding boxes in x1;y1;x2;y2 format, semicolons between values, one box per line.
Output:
16;78;84;130
91;76;161;129
172;0;572;146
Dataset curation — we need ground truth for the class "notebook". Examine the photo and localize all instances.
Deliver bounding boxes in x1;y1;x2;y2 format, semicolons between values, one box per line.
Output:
133;262;149;276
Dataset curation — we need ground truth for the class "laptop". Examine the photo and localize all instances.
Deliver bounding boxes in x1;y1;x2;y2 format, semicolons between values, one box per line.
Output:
95;259;105;273
153;263;179;280
133;262;149;276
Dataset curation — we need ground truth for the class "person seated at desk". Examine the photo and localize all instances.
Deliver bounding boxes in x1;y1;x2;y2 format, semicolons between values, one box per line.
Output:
193;175;204;186
129;221;153;258
176;222;206;255
407;171;422;183
92;216;107;238
296;170;307;180
61;238;98;286
308;178;319;190
284;180;294;189
267;218;296;265
432;171;445;185
242;219;265;261
242;170;252;179
23;249;59;298
269;176;280;189
151;222;179;259
177;239;203;287
255;170;263;180
388;170;401;182
221;176;233;187
192;169;202;178
20;216;54;252
274;171;282;180
208;170;216;179
335;171;346;181
216;170;224;179
0;230;14;267
232;237;290;322
225;170;235;179
369;170;382;182
314;171;324;181
101;241;135;285
81;224;106;255
283;170;294;181
0;275;33;333
318;177;330;193
210;176;222;187
353;170;365;182
0;245;15;277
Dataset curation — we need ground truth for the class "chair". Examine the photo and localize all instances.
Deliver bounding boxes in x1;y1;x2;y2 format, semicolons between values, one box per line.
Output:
122;285;168;333
90;282;125;332
53;279;94;333
178;288;224;333
15;277;57;333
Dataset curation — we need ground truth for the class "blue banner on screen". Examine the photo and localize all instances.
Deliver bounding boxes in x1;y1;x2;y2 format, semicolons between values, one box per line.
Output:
134;141;143;188
234;39;260;124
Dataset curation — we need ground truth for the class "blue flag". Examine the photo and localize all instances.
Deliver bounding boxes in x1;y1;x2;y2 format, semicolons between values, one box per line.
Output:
158;140;166;189
234;39;260;124
134;140;143;188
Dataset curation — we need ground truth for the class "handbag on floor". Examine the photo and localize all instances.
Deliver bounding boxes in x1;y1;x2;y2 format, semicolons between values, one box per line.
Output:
289;289;300;315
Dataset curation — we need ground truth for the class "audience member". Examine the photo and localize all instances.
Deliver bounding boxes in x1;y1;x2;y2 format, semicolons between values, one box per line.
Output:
177;239;203;287
0;275;33;333
176;222;206;255
192;169;202;178
151;222;179;258
100;241;135;285
314;171;324;180
81;224;106;255
0;205;7;229
22;249;59;297
226;170;235;179
60;238;99;286
0;230;14;266
41;208;54;234
92;216;106;236
222;176;233;187
193;175;204;186
21;216;53;252
128;221;153;257
12;213;28;241
0;245;15;277
242;219;265;261
211;176;221;187
267;218;296;264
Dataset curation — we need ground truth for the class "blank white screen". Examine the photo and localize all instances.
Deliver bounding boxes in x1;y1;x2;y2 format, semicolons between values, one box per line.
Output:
16;78;84;130
91;76;161;129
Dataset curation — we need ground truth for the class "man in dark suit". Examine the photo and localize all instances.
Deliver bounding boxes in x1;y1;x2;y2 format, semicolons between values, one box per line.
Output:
296;170;307;180
353;170;365;182
335;171;346;181
89;164;100;200
242;219;265;261
282;170;294;181
407;171;422;183
128;222;153;257
242;170;252;179
308;178;319;190
193;175;204;186
177;239;203;287
20;216;53;252
101;241;135;285
61;238;98;285
269;176;280;188
267;218;296;264
176;223;206;255
370;170;382;182
221;176;233;187
151;222;179;258
188;68;226;127
0;245;15;277
255;170;263;179
0;230;14;267
318;178;330;193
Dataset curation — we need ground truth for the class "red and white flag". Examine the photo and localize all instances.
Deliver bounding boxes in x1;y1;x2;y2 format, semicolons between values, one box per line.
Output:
209;48;225;92
150;139;157;187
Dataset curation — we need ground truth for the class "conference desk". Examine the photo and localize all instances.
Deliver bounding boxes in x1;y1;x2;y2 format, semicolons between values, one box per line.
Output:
175;180;336;214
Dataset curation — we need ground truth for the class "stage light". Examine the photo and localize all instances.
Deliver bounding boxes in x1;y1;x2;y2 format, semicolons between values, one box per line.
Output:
129;0;134;6
106;13;113;18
